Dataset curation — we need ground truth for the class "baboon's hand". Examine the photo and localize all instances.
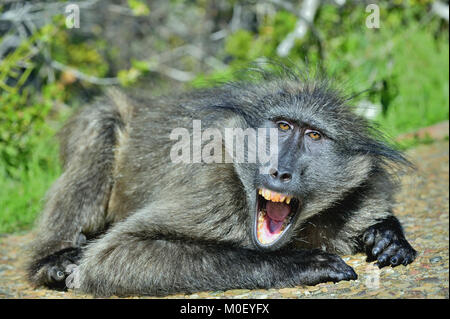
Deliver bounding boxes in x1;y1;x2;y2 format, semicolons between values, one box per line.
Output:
363;226;417;268
292;249;357;285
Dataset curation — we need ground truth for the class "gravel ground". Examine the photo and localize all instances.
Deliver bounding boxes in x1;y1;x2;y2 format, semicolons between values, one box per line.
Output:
0;139;448;299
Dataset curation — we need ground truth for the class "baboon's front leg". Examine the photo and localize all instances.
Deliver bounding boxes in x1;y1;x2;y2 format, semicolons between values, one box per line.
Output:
69;212;357;296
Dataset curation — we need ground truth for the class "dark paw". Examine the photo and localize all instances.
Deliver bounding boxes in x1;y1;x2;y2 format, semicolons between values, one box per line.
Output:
30;247;82;290
363;227;417;268
301;250;358;285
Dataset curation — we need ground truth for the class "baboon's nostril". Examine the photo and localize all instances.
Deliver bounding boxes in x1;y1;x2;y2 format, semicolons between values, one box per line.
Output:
269;167;278;178
269;167;292;183
280;173;292;182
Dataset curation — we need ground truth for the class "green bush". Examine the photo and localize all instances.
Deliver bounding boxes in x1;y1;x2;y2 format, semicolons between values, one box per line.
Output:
0;25;70;232
193;2;449;137
0;83;65;232
0;135;61;233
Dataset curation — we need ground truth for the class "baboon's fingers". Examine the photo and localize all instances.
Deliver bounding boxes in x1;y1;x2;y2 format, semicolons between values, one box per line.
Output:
389;246;415;267
402;251;416;266
375;240;417;268
375;241;400;268
371;234;392;257
363;228;376;247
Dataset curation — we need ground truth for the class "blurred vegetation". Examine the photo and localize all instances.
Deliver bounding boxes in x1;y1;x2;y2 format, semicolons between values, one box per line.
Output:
0;0;448;233
194;1;449;138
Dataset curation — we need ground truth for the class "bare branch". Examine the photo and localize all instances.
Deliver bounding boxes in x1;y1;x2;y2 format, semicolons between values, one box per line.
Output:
276;0;321;57
265;0;295;12
49;60;120;85
154;65;195;82
432;1;449;22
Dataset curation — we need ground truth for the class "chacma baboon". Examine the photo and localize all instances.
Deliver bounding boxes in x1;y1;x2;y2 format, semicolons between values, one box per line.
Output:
27;67;417;296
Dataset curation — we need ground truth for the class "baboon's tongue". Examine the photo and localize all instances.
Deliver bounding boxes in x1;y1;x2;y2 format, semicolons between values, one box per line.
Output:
266;201;291;233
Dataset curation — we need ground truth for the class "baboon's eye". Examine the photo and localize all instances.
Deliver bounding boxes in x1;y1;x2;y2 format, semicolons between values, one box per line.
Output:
305;130;322;141
277;121;292;131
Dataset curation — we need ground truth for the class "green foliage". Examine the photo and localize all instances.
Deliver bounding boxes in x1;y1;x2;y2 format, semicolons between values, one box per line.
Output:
376;28;449;136
127;0;150;16
193;2;449;137
0;84;63;233
0;135;61;233
0;8;123;232
0;24;71;232
0;30;37;93
118;67;142;86
0;26;64;178
0;88;52;176
49;16;109;82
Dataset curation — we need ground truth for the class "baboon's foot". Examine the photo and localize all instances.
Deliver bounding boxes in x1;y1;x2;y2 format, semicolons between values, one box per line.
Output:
28;234;86;290
30;247;82;290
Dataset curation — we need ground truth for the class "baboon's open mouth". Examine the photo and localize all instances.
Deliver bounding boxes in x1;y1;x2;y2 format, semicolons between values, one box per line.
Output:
255;188;300;248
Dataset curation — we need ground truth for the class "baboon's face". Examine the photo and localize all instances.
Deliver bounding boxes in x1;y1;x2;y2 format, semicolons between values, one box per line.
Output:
238;91;373;251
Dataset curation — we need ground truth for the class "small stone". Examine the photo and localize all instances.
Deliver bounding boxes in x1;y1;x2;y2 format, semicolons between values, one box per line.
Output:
429;256;443;264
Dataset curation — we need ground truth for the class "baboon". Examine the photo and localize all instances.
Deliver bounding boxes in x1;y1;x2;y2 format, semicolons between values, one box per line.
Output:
27;67;417;296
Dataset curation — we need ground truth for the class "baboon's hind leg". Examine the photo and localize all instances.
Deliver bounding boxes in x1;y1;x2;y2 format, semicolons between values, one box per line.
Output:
27;93;129;290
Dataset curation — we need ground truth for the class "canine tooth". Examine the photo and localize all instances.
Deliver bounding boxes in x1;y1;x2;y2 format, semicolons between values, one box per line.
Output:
285;197;291;204
258;189;262;195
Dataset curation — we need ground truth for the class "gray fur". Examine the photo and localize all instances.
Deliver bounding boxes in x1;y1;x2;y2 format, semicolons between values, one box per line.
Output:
27;69;416;296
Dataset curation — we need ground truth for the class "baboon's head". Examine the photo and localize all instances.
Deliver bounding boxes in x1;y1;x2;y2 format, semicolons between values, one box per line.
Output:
221;72;407;251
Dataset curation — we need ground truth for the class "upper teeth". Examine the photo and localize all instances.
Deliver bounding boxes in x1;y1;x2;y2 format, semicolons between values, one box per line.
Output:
258;188;292;204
